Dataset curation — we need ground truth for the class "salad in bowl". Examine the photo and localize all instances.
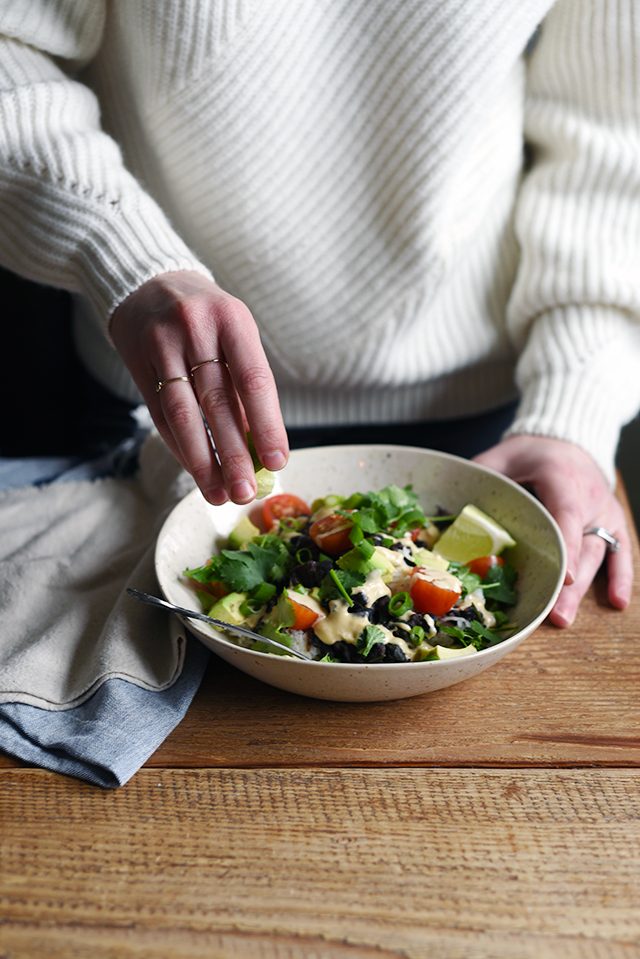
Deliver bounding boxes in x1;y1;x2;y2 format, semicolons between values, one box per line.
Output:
155;444;565;702
184;484;519;665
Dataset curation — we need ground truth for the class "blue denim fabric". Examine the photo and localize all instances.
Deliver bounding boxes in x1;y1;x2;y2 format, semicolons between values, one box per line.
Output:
0;637;209;788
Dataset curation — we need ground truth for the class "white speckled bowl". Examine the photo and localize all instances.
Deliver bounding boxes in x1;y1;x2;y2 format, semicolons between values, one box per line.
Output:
155;445;566;702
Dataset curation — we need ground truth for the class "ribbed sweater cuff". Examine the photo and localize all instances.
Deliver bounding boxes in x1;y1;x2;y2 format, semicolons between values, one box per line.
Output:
79;191;213;325
505;306;640;486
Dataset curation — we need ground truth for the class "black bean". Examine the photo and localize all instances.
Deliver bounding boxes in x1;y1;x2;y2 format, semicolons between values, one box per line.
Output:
384;643;409;663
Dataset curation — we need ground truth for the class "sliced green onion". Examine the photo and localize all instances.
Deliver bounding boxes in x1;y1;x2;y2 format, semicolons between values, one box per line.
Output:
251;582;276;604
355;538;374;560
295;547;314;564
349;524;364;546
408;625;425;647
389;592;412;618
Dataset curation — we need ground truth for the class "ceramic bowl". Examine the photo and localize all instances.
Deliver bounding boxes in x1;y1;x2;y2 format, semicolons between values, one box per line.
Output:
155;445;566;702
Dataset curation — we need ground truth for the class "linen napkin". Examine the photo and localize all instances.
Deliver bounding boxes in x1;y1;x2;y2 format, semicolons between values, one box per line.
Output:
0;431;210;785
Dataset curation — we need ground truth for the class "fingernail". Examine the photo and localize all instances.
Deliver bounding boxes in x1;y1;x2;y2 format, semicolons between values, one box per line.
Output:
231;480;254;503
262;450;287;470
207;487;228;506
551;609;573;628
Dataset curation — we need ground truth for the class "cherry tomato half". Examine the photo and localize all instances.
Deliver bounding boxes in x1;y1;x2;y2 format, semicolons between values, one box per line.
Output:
262;493;311;529
288;596;321;630
409;567;462;617
309;514;353;556
467;555;505;579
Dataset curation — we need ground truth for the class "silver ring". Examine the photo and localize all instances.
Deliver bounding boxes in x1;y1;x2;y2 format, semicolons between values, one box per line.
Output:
583;526;621;553
155;374;191;393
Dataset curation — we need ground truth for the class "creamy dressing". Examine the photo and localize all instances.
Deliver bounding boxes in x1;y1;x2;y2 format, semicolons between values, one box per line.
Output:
313;600;413;658
411;566;463;594
355;570;391;605
457;589;496;628
313;601;370;645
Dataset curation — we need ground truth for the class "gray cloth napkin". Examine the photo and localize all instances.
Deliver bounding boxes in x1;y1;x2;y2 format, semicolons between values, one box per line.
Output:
0;428;213;788
0;432;197;708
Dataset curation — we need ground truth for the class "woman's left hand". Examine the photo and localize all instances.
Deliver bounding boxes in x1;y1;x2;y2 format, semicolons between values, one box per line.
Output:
474;435;633;627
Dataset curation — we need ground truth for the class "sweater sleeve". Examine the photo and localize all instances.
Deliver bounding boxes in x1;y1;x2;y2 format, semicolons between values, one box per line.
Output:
505;0;640;484
0;1;212;327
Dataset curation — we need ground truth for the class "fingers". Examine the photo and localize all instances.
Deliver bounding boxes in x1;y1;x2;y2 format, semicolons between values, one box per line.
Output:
154;384;229;505
190;359;256;504
109;272;290;505
606;510;633;610
473;435;634;625
218;304;289;471
524;473;584;587
549;531;607;627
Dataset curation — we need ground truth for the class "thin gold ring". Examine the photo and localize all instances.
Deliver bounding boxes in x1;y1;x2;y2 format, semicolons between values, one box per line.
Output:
155;374;191;394
189;358;223;376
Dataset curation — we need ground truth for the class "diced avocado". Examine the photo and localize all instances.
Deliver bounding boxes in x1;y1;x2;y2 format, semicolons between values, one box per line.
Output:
255;622;293;656
310;493;345;513
412;547;449;572
262;590;296;628
227;514;261;549
337;545;395;577
424;644;476;661
208;591;250;626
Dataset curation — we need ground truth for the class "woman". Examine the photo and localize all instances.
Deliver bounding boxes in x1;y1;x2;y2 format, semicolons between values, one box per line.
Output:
0;0;637;625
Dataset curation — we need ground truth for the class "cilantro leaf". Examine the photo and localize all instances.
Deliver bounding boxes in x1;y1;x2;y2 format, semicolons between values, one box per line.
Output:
318;568;365;603
340;484;427;538
482;562;518;605
448;562;482;597
357;624;387;658
439;619;509;651
196;534;291;593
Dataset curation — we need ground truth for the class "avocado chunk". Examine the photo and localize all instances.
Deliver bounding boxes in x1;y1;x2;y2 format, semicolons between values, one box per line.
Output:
411;547;449;572
337;545;395;577
227;514;261;549
424;644;476;661
208;591;249;626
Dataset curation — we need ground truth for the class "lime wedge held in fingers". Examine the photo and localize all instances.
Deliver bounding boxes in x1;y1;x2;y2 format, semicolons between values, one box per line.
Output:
433;504;516;563
246;431;275;499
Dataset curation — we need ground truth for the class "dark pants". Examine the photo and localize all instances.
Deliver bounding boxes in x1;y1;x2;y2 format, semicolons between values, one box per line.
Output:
288;404;517;461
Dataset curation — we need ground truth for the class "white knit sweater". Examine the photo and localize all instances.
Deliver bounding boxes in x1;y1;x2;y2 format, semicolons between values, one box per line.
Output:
0;1;639;481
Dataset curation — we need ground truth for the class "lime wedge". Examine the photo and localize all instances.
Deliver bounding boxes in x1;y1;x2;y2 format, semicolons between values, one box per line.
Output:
255;466;275;499
246;430;275;499
433;504;516;563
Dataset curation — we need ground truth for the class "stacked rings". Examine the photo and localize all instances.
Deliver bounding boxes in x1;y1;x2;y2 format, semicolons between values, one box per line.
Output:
155;358;222;393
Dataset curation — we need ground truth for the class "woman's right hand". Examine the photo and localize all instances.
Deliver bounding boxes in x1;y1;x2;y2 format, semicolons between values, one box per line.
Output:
109;271;289;505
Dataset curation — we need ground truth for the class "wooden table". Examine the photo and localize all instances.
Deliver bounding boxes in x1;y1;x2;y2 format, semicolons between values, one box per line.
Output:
2;490;639;958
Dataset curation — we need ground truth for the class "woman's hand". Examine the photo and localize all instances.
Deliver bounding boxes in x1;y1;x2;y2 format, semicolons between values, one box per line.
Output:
474;435;633;627
110;271;289;505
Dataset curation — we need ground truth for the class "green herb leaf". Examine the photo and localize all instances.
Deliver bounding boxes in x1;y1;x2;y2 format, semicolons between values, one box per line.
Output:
357;624;387;658
318;568;365;604
482;562;518;605
203;534;291;592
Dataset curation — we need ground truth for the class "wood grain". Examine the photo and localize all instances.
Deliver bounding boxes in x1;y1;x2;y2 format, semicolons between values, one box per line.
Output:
2;767;639;959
